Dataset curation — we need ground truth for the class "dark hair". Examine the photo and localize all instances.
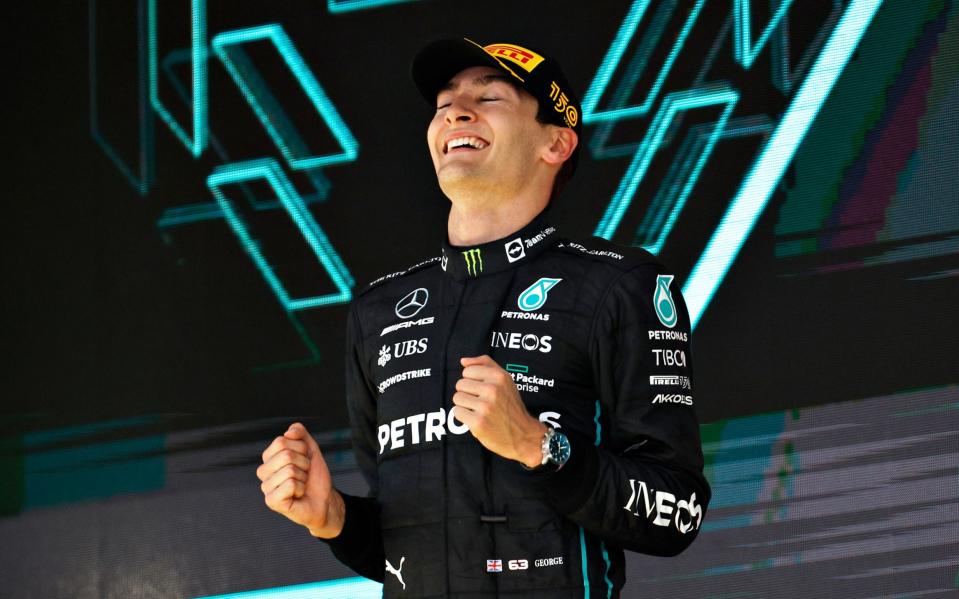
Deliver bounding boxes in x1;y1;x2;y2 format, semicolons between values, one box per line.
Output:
503;80;577;204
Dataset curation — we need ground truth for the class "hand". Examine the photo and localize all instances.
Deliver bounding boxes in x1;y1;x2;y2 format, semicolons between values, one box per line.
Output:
452;355;548;468
257;422;345;538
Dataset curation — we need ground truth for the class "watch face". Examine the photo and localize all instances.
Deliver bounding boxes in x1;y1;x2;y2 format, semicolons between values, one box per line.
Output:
548;431;571;466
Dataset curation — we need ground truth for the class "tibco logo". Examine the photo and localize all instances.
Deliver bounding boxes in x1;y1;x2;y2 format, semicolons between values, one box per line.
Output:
652;348;686;367
490;331;552;353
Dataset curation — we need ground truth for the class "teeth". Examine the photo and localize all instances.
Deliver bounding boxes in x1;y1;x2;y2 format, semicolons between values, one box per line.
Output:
446;136;488;152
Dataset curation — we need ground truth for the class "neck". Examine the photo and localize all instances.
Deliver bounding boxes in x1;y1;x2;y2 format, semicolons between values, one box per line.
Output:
447;196;549;246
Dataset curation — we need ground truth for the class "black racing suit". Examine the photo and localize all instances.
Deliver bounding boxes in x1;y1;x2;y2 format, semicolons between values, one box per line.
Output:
321;210;709;598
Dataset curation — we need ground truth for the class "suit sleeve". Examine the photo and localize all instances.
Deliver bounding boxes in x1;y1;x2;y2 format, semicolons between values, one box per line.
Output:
317;302;385;582
534;263;710;556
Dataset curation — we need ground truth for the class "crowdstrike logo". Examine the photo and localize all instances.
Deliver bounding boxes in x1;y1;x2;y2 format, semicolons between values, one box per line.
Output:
377;368;431;394
623;479;703;534
505;238;526;263
463;248;483;276
395;288;429;319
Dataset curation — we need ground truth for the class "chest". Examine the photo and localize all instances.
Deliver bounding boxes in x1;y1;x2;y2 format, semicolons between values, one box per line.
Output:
365;270;598;448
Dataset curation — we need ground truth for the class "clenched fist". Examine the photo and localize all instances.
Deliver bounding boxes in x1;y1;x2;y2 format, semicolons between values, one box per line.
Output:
257;422;345;539
452;355;547;468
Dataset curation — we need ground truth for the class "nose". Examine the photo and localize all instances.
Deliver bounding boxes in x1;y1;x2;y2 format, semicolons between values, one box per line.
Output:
444;96;476;125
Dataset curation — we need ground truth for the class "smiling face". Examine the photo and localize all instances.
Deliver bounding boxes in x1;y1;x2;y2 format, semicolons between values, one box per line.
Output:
427;65;554;208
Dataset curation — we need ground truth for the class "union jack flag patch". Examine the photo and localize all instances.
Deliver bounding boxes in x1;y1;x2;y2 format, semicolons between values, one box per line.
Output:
486;559;502;573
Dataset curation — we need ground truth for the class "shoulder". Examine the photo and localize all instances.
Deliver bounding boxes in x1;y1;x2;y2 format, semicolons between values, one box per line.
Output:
358;255;443;298
347;255;443;340
553;236;664;275
547;237;685;320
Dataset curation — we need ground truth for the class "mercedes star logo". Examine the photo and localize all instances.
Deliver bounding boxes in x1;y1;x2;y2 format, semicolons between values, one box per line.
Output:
395;288;429;319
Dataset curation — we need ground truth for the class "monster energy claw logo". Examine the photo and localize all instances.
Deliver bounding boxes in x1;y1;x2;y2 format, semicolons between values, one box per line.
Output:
463;248;483;276
654;274;678;328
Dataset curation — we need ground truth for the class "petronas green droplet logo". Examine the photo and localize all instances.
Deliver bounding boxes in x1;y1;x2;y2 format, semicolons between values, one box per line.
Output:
654;274;677;328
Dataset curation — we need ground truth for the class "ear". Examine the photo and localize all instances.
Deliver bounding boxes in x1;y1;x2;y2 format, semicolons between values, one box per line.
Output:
541;126;578;166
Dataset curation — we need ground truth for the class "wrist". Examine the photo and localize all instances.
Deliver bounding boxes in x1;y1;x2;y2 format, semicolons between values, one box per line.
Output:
308;489;346;539
519;420;549;469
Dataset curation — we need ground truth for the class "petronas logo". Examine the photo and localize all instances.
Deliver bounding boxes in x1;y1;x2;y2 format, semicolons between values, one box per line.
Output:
463;248;483;276
654;275;678;328
518;277;561;311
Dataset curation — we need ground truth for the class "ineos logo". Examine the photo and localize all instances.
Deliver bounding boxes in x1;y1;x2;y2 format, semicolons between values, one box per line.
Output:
395;288;429;319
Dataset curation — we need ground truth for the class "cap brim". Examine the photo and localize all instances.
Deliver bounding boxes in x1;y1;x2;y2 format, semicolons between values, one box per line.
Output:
410;38;515;107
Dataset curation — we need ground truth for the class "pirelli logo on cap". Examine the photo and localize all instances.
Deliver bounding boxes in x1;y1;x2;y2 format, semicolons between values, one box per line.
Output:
483;43;545;73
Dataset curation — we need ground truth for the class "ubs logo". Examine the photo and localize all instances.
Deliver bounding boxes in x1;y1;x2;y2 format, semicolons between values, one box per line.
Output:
395;288;429;319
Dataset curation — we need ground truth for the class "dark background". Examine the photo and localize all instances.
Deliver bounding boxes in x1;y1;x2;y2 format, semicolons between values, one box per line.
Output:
2;1;957;597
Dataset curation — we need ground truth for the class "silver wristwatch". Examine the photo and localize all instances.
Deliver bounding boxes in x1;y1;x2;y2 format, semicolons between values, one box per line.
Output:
540;426;571;470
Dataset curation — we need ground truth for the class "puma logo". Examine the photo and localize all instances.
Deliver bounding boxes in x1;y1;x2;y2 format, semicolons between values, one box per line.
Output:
385;556;406;590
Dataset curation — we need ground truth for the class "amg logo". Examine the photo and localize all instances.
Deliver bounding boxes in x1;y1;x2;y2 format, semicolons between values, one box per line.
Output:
381;316;434;337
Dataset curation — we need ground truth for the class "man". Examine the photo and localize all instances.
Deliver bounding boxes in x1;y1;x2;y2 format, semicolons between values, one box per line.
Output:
257;37;709;597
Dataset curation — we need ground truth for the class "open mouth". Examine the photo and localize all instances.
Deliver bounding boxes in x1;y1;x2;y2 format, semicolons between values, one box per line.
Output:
444;135;489;154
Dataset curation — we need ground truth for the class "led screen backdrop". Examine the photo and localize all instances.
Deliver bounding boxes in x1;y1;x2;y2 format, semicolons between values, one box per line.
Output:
2;0;957;597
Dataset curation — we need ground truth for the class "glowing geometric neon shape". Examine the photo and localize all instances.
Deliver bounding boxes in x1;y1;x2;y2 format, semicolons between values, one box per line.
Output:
151;48;332;229
207;159;354;311
683;0;885;330
88;0;154;195
593;86;740;241
211;25;359;171
734;0;796;70
635;116;773;254
582;0;708;124
148;0;208;157
587;0;678;159
192;576;381;598
327;0;422;13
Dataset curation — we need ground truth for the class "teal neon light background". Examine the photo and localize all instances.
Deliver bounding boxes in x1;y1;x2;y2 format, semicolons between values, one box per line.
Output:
4;0;957;596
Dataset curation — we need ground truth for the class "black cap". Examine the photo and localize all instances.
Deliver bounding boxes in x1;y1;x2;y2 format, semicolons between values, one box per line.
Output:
411;37;582;172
